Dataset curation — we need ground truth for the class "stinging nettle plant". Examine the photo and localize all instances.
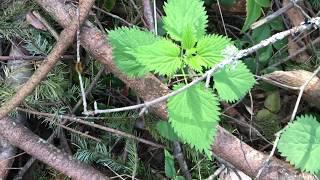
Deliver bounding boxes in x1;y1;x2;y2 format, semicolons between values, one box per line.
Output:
278;114;320;174
108;0;255;158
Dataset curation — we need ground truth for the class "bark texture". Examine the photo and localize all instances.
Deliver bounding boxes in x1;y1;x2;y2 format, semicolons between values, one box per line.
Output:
0;0;109;178
0;117;107;180
0;0;94;119
283;0;310;63
36;0;315;179
264;70;320;108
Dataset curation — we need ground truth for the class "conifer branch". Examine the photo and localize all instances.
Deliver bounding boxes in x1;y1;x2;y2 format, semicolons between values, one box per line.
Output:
0;0;94;120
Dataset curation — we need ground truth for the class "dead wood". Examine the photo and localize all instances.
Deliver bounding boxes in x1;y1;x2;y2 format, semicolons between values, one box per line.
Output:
0;138;15;179
0;0;94;119
0;41;33;179
264;70;320;109
283;0;311;63
35;0;315;179
211;0;246;15
0;116;107;180
0;0;110;178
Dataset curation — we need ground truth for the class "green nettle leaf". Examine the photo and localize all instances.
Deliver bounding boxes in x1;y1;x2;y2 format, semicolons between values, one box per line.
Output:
156;121;180;141
185;56;204;72
213;62;255;102
278;115;320;173
186;35;230;70
181;25;197;49
164;150;176;178
255;0;270;7
167;83;220;158
163;0;208;41
131;39;182;76
242;0;262;32
108;27;158;77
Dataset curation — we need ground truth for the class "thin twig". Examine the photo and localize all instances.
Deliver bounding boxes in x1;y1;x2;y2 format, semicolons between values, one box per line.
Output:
0;0;94;120
15;67;106;179
76;6;88;113
153;0;157;35
72;67;106;112
143;0;154;32
58;123;102;142
92;5;133;26
32;11;59;40
205;164;225;180
255;64;320;179
268;36;320;68
0;55;74;61
216;0;227;36
251;0;302;29
84;18;320;116
255;75;300;90
17;108;165;149
0;152;26;165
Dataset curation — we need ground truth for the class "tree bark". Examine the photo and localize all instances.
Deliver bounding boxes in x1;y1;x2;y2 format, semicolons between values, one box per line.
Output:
35;0;315;179
0;116;107;180
264;70;320;109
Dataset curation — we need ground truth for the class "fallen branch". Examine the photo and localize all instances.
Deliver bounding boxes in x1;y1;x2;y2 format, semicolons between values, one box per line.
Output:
0;0;109;178
36;0;316;179
0;0;94;119
0;55;74;61
256;65;320;179
0;116;107;179
18;108;165;149
142;2;191;179
263;70;320;109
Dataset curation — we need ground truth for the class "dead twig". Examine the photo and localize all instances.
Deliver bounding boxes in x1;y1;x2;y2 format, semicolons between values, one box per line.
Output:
0;116;107;180
14;67;106;179
0;55;74;61
256;66;320;179
18;108;165;149
0;0;93;120
32;11;59;40
36;0;318;178
0;1;108;179
143;0;154;32
251;0;302;29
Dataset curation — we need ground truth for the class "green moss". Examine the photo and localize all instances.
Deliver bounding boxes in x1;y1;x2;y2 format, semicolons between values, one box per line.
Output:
255;109;281;140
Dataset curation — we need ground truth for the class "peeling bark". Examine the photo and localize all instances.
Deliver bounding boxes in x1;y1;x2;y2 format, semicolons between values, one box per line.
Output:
35;0;315;179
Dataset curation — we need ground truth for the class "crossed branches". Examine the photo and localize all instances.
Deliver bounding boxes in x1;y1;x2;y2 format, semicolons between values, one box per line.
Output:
0;0;319;179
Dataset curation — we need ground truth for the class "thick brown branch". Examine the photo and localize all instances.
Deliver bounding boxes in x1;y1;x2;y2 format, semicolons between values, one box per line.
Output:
36;0;315;179
0;117;107;179
0;0;94;119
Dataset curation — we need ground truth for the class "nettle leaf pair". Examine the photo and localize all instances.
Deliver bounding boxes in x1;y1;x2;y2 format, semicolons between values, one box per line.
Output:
108;0;255;158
